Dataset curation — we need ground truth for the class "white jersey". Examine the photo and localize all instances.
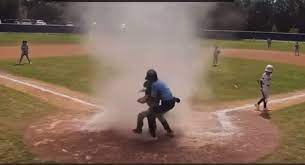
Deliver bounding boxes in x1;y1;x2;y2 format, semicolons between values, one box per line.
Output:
261;72;271;90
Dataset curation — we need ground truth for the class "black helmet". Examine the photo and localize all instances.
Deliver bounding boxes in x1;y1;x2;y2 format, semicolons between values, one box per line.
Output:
145;69;158;81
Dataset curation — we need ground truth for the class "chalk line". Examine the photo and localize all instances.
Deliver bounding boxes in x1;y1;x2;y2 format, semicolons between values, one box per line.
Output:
0;74;105;110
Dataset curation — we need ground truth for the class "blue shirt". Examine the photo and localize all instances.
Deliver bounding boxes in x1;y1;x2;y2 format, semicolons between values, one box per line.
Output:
151;80;174;101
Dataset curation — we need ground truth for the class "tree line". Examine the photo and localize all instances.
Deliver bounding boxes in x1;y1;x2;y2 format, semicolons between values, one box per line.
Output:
206;0;305;33
1;0;305;33
0;0;70;24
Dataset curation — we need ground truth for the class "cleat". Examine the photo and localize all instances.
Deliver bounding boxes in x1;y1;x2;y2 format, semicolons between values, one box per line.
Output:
132;129;142;134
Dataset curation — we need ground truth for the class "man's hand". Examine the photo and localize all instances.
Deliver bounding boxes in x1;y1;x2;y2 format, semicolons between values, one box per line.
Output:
138;88;146;93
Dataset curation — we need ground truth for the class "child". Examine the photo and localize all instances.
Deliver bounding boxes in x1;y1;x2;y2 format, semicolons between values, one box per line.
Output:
295;41;300;56
18;40;32;64
213;45;220;67
255;64;273;113
134;79;159;138
267;38;272;48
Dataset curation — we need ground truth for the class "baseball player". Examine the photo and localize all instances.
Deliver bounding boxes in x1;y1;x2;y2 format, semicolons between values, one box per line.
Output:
134;79;159;138
255;64;273;113
18;40;32;64
213;45;220;67
295;41;300;56
267;38;272;48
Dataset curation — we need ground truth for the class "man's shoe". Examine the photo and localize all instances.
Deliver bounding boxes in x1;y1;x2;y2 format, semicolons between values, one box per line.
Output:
132;128;142;134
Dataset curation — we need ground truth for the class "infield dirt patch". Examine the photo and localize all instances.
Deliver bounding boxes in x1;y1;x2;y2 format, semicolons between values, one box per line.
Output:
223;48;305;66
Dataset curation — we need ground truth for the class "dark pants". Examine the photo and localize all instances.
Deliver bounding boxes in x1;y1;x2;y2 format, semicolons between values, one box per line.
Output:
295;49;300;56
136;99;176;137
19;53;31;64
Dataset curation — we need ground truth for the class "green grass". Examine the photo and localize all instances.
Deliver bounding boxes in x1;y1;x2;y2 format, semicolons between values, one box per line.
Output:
194;57;305;103
204;39;305;53
0;32;301;53
0;55;304;101
0;55;116;94
0;32;81;45
0;85;58;163
0;55;304;102
258;102;305;163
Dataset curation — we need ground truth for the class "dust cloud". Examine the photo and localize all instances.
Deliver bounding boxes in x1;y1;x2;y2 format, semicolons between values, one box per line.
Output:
69;3;214;133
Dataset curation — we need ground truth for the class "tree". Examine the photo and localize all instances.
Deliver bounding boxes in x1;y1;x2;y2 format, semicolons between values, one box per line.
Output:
0;0;19;19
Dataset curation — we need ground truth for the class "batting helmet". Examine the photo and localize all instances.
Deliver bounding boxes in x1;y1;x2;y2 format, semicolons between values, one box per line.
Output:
265;64;274;73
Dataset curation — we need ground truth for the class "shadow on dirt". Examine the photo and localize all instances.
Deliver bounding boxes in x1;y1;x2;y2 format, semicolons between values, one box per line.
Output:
259;112;271;119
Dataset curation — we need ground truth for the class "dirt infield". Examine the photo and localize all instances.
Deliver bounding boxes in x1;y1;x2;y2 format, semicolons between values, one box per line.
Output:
0;44;86;59
0;45;305;163
0;44;304;66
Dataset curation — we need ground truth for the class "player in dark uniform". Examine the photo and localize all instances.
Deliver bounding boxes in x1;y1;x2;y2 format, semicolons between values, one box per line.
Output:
135;79;158;138
18;40;32;64
295;41;300;56
267;38;272;48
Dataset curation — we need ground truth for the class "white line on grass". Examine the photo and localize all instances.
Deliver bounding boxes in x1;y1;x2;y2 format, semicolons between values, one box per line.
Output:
0;74;105;110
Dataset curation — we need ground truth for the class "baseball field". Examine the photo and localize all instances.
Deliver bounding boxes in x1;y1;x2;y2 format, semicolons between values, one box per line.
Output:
1;32;305;163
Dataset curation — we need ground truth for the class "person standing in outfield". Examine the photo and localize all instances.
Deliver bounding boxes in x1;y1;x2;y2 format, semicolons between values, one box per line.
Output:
267;38;272;48
213;45;220;67
255;64;273;114
18;40;32;65
295;41;300;56
133;69;180;139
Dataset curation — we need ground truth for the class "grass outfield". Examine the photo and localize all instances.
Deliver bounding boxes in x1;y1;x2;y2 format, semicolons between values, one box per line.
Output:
204;39;305;53
258;102;305;163
0;56;115;94
0;32;302;53
0;56;304;102
0;85;58;163
0;32;81;45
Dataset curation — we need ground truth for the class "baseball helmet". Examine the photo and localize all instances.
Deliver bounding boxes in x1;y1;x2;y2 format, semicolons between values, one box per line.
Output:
145;69;158;81
265;64;273;73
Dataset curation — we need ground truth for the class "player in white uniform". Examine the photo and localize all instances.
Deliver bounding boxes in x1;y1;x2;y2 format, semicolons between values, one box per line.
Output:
255;64;273;113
